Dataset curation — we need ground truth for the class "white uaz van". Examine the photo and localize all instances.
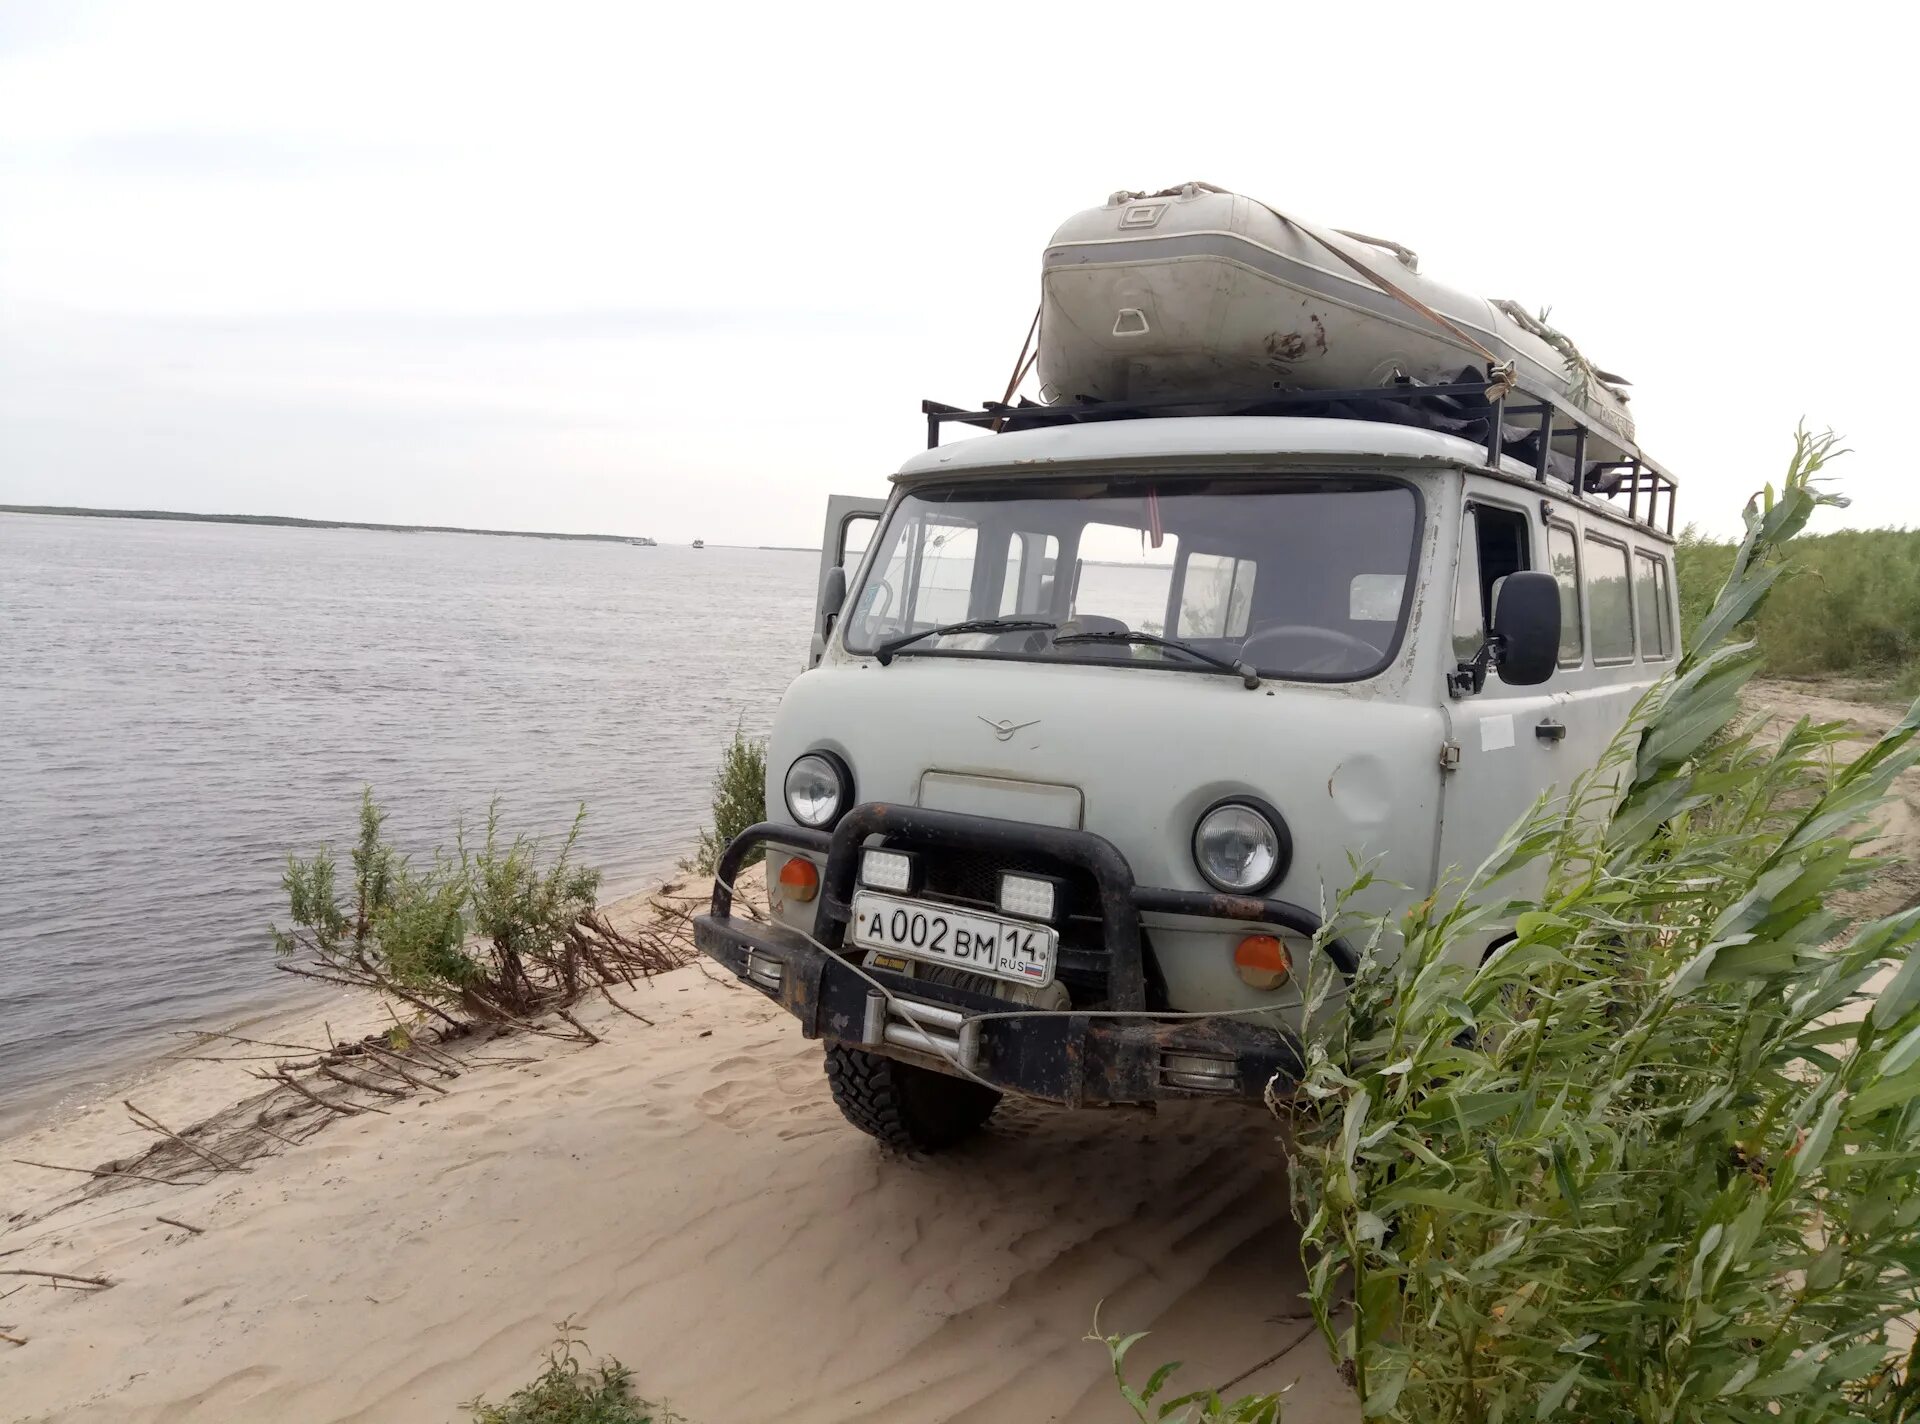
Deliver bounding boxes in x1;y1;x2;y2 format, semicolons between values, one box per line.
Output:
695;381;1680;1150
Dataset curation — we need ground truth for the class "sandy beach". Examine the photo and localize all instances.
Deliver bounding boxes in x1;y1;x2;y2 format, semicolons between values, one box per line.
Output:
0;871;1350;1423
4;682;1913;1424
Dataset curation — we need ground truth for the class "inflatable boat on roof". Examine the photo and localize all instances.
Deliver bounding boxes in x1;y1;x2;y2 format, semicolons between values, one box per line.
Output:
938;181;1675;527
1037;181;1635;445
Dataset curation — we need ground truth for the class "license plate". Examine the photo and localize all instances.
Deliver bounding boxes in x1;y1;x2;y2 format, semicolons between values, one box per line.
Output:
849;891;1057;988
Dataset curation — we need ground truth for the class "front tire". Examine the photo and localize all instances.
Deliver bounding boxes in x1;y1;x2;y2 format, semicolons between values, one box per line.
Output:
822;1043;1000;1151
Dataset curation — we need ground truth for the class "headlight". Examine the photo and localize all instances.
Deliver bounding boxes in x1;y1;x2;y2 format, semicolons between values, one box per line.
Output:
1192;800;1288;894
784;752;851;829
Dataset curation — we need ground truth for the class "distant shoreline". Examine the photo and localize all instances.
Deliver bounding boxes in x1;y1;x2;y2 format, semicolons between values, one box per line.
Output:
1;503;650;545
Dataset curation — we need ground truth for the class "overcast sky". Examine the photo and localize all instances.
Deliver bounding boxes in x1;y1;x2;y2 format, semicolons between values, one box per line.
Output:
2;2;1915;545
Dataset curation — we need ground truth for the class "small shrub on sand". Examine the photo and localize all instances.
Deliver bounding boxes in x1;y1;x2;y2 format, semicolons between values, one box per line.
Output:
464;800;602;1001
273;793;679;1028
465;1330;678;1424
682;723;767;875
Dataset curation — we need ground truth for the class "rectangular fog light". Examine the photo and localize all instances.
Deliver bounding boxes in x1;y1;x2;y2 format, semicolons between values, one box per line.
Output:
997;872;1061;922
1161;1051;1237;1092
860;848;917;894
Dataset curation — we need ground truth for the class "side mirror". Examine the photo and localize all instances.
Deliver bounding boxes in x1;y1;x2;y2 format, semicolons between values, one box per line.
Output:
820;565;847;636
1490;571;1560;686
1449;571;1560;697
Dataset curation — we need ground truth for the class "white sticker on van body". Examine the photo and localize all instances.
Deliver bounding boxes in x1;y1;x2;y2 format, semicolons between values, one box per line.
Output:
1479;714;1516;752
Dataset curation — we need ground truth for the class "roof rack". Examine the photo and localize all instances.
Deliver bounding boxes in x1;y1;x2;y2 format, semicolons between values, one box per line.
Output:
921;375;1679;536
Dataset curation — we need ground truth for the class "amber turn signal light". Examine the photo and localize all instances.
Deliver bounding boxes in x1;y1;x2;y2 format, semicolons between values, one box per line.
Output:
777;857;820;904
1233;934;1291;990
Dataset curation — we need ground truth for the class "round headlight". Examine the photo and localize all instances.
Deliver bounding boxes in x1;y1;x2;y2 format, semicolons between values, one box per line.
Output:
1192;800;1287;894
784;753;849;829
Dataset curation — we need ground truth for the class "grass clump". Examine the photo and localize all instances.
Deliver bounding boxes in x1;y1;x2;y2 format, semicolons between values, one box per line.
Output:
682;723;767;874
272;792;678;1029
1116;431;1920;1421
465;1329;678;1424
1092;1316;1283;1422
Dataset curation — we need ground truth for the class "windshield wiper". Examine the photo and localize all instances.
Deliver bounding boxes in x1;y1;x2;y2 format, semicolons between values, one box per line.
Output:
1051;629;1261;689
873;618;1058;665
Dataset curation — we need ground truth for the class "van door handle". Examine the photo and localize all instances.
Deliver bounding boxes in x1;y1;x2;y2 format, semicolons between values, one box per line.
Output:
1535;718;1567;743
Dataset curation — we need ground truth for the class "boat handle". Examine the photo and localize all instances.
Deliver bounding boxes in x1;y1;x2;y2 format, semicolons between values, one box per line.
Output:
1536;718;1567;743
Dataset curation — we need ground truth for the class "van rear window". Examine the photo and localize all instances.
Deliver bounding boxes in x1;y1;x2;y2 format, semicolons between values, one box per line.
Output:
1635;552;1673;659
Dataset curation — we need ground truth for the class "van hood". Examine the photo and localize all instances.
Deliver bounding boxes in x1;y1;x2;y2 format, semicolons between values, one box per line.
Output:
769;656;1445;905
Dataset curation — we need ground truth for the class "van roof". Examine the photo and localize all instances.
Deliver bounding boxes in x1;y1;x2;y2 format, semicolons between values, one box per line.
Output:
895;415;1515;481
894;415;1676;544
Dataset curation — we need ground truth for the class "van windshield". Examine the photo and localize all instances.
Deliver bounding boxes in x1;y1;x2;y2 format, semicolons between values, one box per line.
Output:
841;474;1421;682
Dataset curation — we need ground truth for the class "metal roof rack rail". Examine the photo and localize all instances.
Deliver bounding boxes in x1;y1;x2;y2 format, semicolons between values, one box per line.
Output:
921;375;1679;535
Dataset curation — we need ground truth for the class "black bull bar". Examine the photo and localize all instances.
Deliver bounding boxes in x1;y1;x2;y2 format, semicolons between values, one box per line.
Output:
693;804;1357;1106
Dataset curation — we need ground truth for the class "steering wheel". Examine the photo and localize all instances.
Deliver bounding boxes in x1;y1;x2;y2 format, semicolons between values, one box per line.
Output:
1237;623;1384;674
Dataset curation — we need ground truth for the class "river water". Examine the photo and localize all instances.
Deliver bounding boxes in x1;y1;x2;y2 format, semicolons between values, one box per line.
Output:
0;513;817;1118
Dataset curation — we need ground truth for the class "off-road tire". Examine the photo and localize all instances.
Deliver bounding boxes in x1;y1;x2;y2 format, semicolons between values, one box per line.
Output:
822;1043;1000;1151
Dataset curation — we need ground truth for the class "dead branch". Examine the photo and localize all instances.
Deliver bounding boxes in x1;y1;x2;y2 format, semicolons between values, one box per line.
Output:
258;1071;373;1117
170;1028;327;1055
598;984;654;1026
156;1216;205;1235
317;1065;409;1099
359;1043;450;1093
123;1102;246;1173
250;1113;304;1149
0;1269;110;1288
1;1331;24;1346
553;1009;601;1044
272;961;467;1032
410;1038;471;1074
13;1158;199;1189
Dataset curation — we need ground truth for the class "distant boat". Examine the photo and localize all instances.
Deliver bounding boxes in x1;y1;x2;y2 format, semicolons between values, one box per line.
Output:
629;536;656;547
692;540;705;549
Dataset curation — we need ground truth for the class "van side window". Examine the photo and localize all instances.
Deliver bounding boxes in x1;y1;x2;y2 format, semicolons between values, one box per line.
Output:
1177;552;1257;638
1453;504;1531;661
1635;551;1674;659
1547;523;1582;666
839;512;877;569
1585;535;1634;662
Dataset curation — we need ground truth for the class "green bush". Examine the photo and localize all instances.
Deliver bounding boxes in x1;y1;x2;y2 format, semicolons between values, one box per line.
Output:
1676;523;1920;684
1119;432;1920;1421
464;1332;677;1424
464;801;601;1001
682;723;767;875
272;790;602;1024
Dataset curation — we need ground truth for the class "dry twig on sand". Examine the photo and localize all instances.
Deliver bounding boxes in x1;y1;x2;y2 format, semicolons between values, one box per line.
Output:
14;1158;198;1188
0;1269;110;1289
123;1101;246;1174
255;1070;376;1117
598;983;654;1026
317;1065;408;1099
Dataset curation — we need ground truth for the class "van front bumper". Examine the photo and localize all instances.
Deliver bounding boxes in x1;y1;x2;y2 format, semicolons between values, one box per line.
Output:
690;805;1355;1107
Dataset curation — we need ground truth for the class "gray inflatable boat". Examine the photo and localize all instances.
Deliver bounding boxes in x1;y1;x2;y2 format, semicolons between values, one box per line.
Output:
1037;182;1634;445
